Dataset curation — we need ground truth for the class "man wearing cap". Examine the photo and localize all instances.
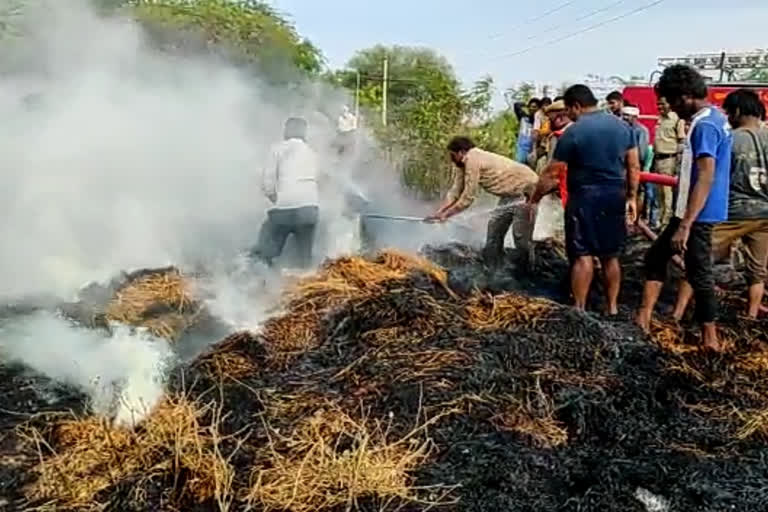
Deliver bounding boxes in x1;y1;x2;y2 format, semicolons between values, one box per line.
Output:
426;136;539;269
623;105;656;226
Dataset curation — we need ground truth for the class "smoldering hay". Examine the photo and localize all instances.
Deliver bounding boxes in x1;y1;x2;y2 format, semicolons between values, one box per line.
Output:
1;239;767;512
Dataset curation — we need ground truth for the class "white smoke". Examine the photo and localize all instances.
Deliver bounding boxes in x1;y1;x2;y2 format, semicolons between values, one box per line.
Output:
0;311;172;427
0;0;379;424
0;0;363;301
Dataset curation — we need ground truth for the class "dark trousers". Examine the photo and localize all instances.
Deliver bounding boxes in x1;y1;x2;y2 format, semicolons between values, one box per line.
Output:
484;195;532;268
252;206;319;268
644;218;717;324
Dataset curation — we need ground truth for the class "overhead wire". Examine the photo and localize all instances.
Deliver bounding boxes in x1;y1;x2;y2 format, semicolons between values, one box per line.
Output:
478;0;666;65
522;0;630;42
483;0;580;43
468;0;632;60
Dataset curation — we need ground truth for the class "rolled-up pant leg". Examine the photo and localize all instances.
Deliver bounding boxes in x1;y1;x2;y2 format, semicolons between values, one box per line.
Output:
739;220;768;286
512;201;534;265
685;222;717;324
643;218;680;283
484;196;517;267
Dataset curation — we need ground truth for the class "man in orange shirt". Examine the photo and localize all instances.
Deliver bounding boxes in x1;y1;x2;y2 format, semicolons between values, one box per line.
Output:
529;100;573;207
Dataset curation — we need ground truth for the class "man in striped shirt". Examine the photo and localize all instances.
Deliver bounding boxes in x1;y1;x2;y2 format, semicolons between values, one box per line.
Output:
427;137;538;269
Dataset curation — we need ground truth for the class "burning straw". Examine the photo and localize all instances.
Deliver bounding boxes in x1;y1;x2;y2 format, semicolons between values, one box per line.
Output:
20;394;238;510
465;291;554;330
104;269;201;341
248;406;443;512
260;250;458;367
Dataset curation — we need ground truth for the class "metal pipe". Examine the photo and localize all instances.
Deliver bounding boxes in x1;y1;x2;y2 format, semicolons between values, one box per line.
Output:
361;214;427;222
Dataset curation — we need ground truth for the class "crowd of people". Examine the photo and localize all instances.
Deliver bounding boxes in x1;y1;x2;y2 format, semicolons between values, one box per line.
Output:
248;65;767;352
430;64;768;351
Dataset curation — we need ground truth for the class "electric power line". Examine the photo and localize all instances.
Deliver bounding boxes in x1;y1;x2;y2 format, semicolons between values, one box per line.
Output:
480;0;666;64
489;0;578;41
468;0;632;61
524;0;630;42
457;0;580;56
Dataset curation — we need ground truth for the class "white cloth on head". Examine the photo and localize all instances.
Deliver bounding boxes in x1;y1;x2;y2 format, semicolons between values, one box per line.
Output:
261;138;320;210
337;111;358;133
622;106;640;117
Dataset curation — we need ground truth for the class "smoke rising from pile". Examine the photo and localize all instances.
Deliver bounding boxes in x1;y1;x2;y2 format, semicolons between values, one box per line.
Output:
1;1;338;299
0;0;377;422
0;311;172;427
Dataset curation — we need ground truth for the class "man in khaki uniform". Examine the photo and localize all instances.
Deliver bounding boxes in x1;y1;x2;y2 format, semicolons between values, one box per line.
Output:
654;96;686;226
427;136;538;268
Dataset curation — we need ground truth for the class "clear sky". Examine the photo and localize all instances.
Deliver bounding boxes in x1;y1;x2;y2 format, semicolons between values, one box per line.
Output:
270;0;767;88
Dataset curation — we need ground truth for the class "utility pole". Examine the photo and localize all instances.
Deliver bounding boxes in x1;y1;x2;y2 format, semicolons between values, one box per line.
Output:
354;69;361;120
381;56;389;126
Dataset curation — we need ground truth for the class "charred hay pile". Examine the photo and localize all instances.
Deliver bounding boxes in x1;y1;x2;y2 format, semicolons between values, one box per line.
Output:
57;266;229;349
9;247;768;511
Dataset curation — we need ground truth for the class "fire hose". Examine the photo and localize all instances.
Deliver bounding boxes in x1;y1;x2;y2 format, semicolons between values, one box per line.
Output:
639;172;678;187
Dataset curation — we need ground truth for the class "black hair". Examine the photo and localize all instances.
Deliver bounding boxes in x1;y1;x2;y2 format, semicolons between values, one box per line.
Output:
528;97;541;107
447;136;476;153
563;84;598;108
542;97;553;106
284;117;308;140
723;89;765;121
654;64;708;102
553;95;564;102
606;90;623;102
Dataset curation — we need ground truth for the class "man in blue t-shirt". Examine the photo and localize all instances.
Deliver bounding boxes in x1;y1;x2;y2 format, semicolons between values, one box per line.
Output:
514;98;539;164
539;84;641;314
635;65;733;352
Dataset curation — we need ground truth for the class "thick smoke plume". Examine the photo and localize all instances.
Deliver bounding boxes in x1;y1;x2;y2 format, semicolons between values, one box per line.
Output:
0;0;372;422
0;311;172;427
0;1;356;300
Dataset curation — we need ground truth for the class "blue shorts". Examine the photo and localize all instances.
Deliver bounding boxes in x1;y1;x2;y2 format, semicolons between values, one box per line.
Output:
565;185;626;260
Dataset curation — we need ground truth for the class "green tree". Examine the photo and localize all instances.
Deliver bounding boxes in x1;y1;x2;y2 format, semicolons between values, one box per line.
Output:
1;0;324;81
338;45;466;198
741;68;768;82
466;77;516;161
128;0;324;77
504;81;535;108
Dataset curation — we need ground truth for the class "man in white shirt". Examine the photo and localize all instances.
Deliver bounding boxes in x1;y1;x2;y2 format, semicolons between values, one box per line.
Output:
337;105;357;133
253;117;320;269
333;105;358;156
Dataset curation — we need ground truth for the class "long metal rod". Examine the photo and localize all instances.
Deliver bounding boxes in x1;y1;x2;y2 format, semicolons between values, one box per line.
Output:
362;214;426;222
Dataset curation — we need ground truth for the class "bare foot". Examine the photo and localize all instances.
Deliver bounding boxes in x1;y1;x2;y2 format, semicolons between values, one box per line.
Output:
702;338;724;353
634;309;652;334
701;325;724;353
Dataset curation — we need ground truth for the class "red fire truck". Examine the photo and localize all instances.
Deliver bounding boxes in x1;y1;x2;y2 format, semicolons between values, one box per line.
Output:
622;83;768;140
